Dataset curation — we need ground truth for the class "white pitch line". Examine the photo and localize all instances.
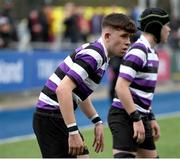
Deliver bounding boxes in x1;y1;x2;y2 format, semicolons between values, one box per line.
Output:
157;111;180;119
0;134;35;145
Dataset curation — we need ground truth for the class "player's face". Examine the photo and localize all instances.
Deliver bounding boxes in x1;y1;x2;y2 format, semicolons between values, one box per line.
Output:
161;23;171;43
107;29;131;57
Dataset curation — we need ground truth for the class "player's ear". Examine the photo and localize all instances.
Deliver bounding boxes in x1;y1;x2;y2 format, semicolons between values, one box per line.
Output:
104;32;111;42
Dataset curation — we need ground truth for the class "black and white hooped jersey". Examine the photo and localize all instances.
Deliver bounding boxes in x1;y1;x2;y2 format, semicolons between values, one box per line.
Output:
112;35;159;113
37;38;109;110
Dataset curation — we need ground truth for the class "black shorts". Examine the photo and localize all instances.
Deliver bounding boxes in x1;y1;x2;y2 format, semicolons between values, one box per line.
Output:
108;107;156;152
33;108;89;158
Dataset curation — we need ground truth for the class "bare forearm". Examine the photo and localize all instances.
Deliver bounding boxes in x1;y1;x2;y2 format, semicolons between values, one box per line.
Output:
79;97;103;126
118;88;136;114
56;76;77;125
57;89;76;125
79;97;97;118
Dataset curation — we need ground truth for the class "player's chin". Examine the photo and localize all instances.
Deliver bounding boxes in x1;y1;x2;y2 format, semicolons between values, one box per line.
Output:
115;50;126;57
119;51;126;56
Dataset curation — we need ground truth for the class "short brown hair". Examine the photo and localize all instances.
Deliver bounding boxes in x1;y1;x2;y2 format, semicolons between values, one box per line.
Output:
102;13;136;33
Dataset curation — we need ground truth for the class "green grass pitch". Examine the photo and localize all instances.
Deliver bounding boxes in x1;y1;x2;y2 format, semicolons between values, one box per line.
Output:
0;115;180;158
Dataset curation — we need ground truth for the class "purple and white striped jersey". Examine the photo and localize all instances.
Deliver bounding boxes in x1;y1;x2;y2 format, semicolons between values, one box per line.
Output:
112;35;159;113
37;38;109;110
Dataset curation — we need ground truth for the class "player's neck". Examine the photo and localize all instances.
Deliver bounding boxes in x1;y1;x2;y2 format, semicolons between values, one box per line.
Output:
143;33;157;48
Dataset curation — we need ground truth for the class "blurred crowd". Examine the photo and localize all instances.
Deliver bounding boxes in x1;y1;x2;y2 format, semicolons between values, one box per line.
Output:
0;1;18;48
0;1;180;51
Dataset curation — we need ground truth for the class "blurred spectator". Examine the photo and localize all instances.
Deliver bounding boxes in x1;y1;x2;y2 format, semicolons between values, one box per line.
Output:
76;6;90;42
39;4;55;42
0;0;18;42
0;4;134;50
168;15;180;49
129;6;141;43
63;2;81;43
27;9;44;42
129;6;141;25
27;6;54;43
17;19;31;51
0;16;15;48
1;0;14;22
90;12;104;36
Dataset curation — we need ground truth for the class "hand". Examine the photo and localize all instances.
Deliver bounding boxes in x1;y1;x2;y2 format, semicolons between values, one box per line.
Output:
68;133;84;156
150;120;160;141
92;123;104;153
133;120;145;143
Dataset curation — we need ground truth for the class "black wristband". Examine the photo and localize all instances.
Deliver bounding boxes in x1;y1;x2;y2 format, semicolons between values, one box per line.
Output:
92;116;101;124
68;125;78;132
130;111;142;122
91;114;103;125
148;111;156;120
67;123;79;135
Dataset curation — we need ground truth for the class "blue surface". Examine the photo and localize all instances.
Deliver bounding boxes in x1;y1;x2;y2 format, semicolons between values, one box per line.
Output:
0;51;108;93
0;91;180;140
152;91;180;114
0;51;68;93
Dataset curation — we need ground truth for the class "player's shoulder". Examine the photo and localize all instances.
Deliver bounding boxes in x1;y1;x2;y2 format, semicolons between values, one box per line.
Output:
129;42;148;54
79;42;107;64
125;41;148;60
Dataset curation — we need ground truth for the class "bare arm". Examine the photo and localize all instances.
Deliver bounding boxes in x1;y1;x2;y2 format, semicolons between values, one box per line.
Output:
56;75;76;125
56;76;84;156
115;77;145;143
79;97;96;119
150;120;160;141
79;97;104;153
148;107;160;141
79;97;97;118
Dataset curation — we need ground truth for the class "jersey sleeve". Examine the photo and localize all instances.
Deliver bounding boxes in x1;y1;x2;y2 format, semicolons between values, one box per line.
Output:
66;49;104;84
119;48;147;82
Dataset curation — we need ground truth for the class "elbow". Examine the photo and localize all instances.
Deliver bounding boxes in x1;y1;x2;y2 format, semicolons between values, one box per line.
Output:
56;84;64;96
56;83;73;97
115;79;127;97
115;82;123;94
115;84;119;94
115;84;122;98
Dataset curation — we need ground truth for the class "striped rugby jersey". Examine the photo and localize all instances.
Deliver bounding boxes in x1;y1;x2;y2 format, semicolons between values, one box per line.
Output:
112;35;159;113
37;38;109;110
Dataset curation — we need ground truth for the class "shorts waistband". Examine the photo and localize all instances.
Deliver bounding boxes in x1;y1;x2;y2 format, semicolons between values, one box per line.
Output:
36;107;63;118
111;106;149;120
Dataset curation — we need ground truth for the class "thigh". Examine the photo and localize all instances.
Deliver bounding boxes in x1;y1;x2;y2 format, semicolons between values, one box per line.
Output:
139;118;156;150
137;148;158;158
33;112;73;158
108;107;138;152
33;112;89;157
137;118;157;158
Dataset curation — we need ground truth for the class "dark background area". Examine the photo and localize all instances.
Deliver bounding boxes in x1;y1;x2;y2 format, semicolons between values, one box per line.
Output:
0;0;171;20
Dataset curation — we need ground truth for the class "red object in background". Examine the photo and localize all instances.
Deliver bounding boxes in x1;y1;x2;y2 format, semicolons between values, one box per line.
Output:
157;49;171;81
